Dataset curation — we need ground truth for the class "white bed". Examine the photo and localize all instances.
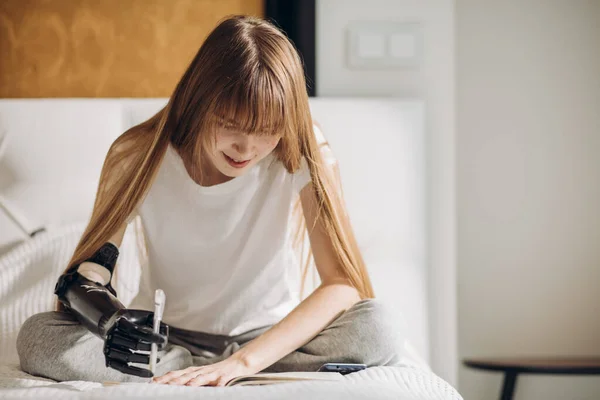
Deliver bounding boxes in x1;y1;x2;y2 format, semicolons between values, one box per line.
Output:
0;364;460;400
0;98;462;399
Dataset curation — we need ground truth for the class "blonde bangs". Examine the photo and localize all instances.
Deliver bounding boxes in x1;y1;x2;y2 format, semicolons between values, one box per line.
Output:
208;68;288;137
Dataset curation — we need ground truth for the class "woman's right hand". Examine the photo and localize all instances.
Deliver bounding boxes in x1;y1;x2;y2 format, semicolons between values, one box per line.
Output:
103;309;169;377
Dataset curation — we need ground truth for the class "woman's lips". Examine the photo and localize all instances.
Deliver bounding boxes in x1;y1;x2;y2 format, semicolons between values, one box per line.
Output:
223;152;251;168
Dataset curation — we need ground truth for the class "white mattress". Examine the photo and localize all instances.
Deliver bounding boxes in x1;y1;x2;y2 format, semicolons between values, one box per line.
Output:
0;363;462;400
0;215;463;399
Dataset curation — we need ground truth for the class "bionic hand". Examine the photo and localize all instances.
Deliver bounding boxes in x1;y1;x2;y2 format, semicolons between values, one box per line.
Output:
54;243;168;377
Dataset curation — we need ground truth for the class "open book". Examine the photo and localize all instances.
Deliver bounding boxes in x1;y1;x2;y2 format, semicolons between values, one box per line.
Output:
225;371;344;387
103;372;344;387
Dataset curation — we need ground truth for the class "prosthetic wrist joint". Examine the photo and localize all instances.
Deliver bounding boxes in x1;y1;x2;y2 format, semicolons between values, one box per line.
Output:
54;242;125;338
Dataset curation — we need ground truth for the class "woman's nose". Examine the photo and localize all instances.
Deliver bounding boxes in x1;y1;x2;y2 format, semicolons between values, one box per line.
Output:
233;136;252;155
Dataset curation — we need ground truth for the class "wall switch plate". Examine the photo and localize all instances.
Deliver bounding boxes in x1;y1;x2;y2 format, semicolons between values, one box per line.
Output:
357;32;386;59
389;32;417;59
346;21;422;69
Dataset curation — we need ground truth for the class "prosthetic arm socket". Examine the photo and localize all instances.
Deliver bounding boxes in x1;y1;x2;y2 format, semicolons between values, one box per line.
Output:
54;243;124;338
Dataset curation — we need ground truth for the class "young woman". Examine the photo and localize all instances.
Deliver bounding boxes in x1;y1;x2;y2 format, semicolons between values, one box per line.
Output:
17;15;412;386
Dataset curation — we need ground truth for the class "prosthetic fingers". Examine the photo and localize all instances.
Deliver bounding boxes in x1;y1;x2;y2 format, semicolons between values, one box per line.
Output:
54;243;168;377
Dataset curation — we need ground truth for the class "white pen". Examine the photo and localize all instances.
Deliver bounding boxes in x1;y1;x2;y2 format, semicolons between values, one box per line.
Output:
149;289;165;376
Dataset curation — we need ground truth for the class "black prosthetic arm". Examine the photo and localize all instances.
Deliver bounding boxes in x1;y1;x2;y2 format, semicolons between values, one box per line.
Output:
57;272;126;336
54;242;123;337
54;243;168;377
81;241;120;297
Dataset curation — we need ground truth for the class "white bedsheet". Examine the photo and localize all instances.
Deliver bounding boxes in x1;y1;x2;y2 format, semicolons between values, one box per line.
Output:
0;363;462;400
0;221;462;399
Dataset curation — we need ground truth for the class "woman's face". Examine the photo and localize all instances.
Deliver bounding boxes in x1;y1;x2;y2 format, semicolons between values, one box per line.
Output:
206;124;281;179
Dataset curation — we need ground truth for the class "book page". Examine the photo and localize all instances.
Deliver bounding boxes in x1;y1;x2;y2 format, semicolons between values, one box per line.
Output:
226;372;343;387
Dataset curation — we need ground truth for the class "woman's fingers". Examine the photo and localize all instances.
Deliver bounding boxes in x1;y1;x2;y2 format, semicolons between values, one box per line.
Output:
170;368;207;385
215;377;230;387
186;371;219;387
153;366;195;384
153;365;230;387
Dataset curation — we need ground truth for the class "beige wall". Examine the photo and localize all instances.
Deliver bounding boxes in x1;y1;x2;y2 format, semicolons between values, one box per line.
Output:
316;0;457;385
0;0;263;97
457;0;600;399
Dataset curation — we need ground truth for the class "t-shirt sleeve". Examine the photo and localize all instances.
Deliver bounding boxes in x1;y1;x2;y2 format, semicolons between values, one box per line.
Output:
292;124;337;193
126;205;140;225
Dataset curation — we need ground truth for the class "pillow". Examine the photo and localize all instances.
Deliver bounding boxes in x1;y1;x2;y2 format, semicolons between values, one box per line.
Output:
0;221;142;364
0;195;45;257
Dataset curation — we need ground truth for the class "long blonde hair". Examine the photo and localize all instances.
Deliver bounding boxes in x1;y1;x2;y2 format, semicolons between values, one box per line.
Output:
57;15;374;311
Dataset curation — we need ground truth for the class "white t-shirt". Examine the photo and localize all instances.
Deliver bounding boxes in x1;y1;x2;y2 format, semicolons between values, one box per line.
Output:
128;136;325;336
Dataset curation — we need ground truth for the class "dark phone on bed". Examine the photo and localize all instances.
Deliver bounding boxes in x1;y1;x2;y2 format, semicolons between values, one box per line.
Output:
317;363;367;375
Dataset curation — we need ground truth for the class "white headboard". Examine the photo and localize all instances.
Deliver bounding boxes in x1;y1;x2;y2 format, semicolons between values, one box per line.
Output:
0;98;428;361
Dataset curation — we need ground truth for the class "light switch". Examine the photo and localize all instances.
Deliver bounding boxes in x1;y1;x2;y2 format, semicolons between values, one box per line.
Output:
357;32;386;59
346;21;422;69
389;33;416;59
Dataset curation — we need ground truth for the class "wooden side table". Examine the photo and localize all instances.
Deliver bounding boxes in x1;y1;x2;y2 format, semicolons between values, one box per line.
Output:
463;357;600;400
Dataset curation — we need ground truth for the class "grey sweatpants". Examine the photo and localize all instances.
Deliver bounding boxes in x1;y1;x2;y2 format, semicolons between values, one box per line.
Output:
17;299;417;383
